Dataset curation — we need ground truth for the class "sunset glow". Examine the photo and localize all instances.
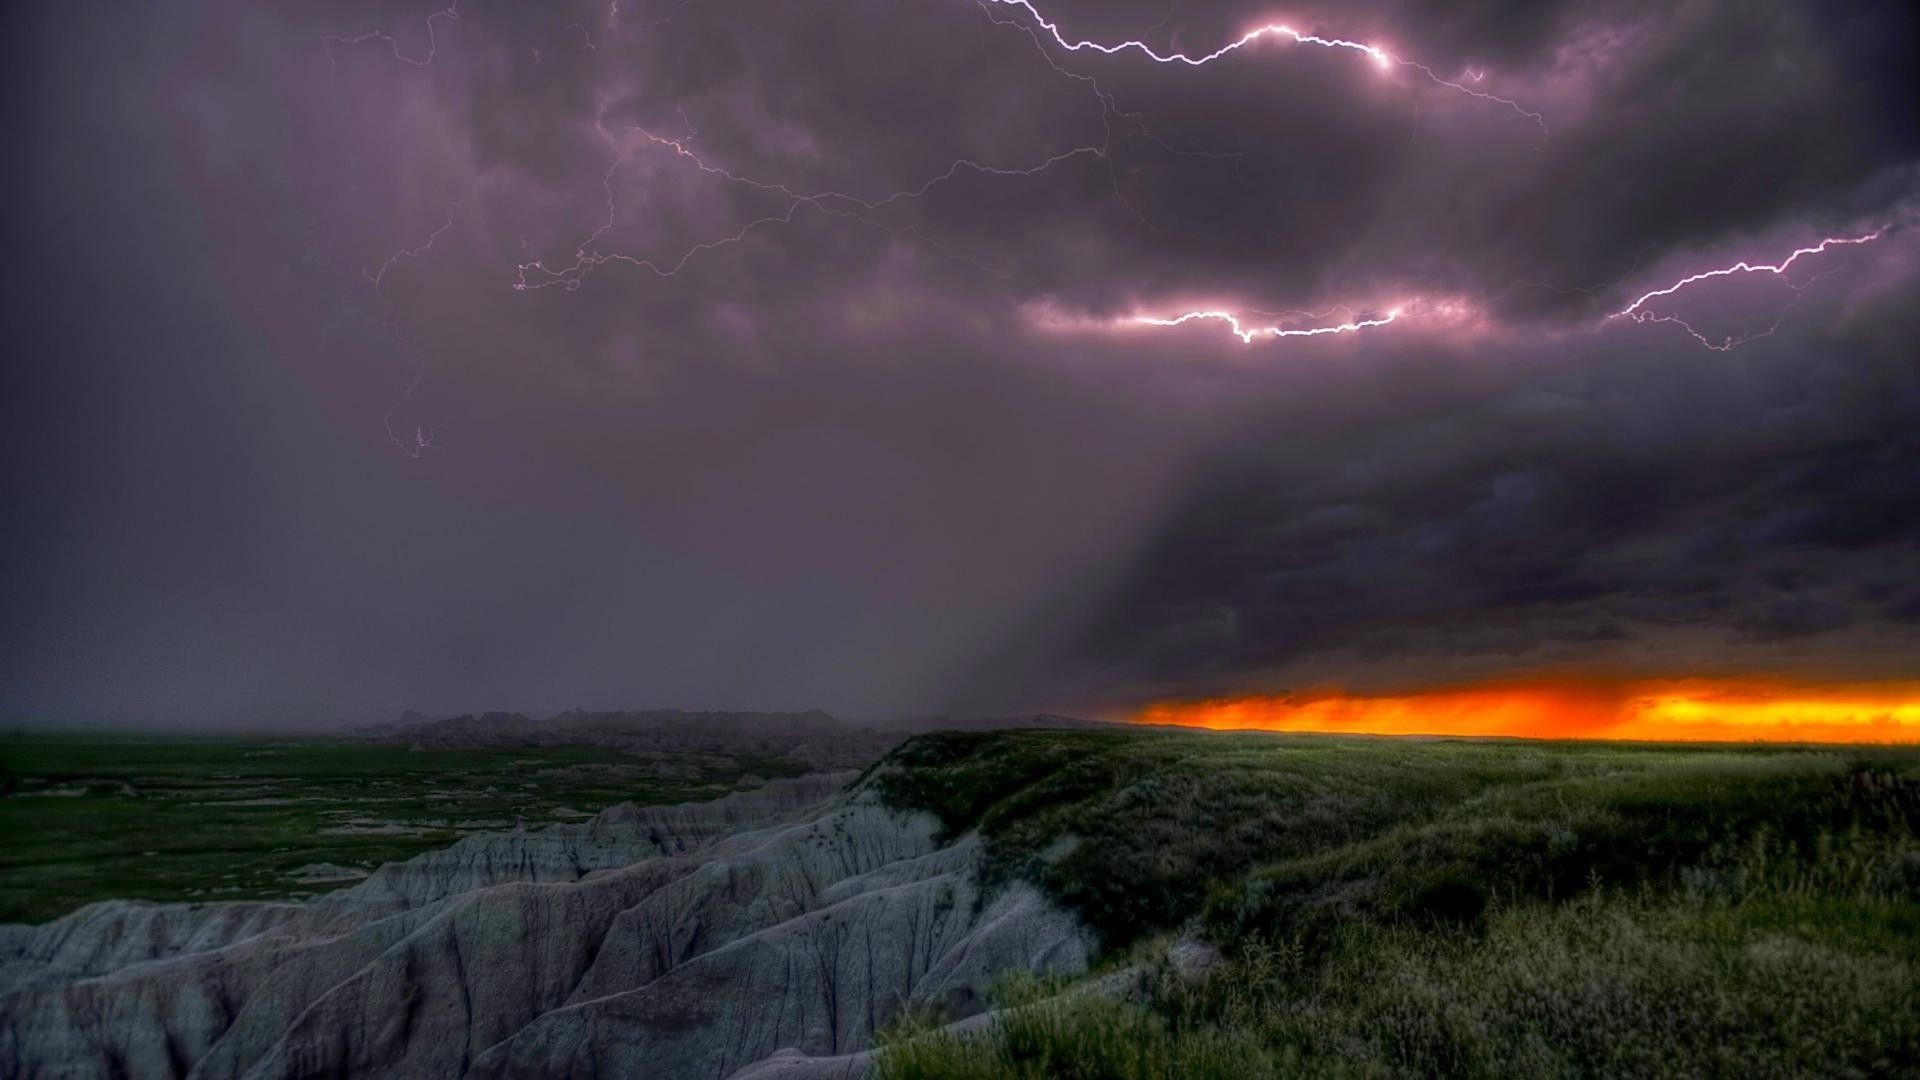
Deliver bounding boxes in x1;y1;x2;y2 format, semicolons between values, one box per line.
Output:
1133;678;1920;743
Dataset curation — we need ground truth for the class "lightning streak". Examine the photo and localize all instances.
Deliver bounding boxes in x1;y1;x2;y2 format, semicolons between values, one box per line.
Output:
512;119;1103;291
1613;230;1887;317
1115;294;1494;345
978;0;1547;132
367;204;460;291
1134;306;1405;343
323;2;460;76
346;203;463;458
518;0;1284;294
326;0;1155;454
1609;229;1888;350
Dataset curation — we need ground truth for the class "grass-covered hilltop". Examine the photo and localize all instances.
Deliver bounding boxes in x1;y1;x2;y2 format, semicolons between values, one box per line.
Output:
868;728;1920;1079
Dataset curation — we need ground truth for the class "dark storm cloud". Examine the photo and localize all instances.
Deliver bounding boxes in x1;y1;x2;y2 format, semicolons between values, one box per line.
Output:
1;0;1916;724
1077;268;1920;699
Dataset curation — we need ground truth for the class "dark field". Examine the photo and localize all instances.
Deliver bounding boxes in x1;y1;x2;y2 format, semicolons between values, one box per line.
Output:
0;732;806;923
873;729;1920;1079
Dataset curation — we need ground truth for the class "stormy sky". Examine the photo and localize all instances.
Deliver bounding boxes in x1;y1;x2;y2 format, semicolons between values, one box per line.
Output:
3;0;1917;726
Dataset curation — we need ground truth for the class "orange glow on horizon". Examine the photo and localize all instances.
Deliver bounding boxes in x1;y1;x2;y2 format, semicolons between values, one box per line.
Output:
1131;678;1920;744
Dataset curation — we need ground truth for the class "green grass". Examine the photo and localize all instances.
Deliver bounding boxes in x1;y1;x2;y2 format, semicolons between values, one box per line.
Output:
871;729;1920;1079
0;731;807;923
880;972;1265;1080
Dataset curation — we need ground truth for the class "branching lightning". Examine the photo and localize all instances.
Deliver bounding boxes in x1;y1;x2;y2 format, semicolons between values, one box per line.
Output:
511;121;1101;292
323;1;460;78
367;202;461;458
1119;226;1893;349
314;1;1906;456
514;1;1274;294
978;0;1548;133
1609;229;1889;350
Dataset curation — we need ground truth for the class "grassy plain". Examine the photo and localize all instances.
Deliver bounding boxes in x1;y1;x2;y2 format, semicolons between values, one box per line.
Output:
0;731;805;923
873;729;1920;1079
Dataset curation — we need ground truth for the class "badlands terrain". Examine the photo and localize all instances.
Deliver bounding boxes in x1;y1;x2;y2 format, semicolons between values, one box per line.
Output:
4;726;1918;1078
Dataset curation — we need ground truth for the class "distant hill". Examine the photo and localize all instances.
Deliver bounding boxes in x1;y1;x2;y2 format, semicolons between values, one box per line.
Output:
360;708;1118;758
360;708;898;770
893;712;1120;732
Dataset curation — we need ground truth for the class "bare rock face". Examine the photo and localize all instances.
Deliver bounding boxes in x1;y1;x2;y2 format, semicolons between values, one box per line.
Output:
0;773;1092;1079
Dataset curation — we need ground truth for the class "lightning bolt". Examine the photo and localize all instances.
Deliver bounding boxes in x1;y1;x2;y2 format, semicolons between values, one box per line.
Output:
325;2;1140;456
367;206;460;292
977;0;1548;133
367;204;461;458
293;201;458;459
323;1;460;79
516;0;1290;296
977;1;1260;240
567;0;701;50
1609;229;1888;350
511;117;1100;292
1133;305;1405;342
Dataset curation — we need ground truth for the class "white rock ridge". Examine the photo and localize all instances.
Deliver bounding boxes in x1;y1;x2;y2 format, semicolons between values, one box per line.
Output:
0;772;1092;1079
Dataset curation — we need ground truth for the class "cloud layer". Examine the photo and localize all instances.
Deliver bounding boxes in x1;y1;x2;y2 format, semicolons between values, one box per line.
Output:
3;0;1916;724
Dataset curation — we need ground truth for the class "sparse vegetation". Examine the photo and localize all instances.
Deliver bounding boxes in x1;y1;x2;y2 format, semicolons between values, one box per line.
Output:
0;732;808;922
880;971;1264;1080
873;729;1920;1079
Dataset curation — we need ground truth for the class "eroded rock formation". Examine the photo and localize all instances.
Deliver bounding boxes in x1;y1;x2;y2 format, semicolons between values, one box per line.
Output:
0;772;1090;1078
